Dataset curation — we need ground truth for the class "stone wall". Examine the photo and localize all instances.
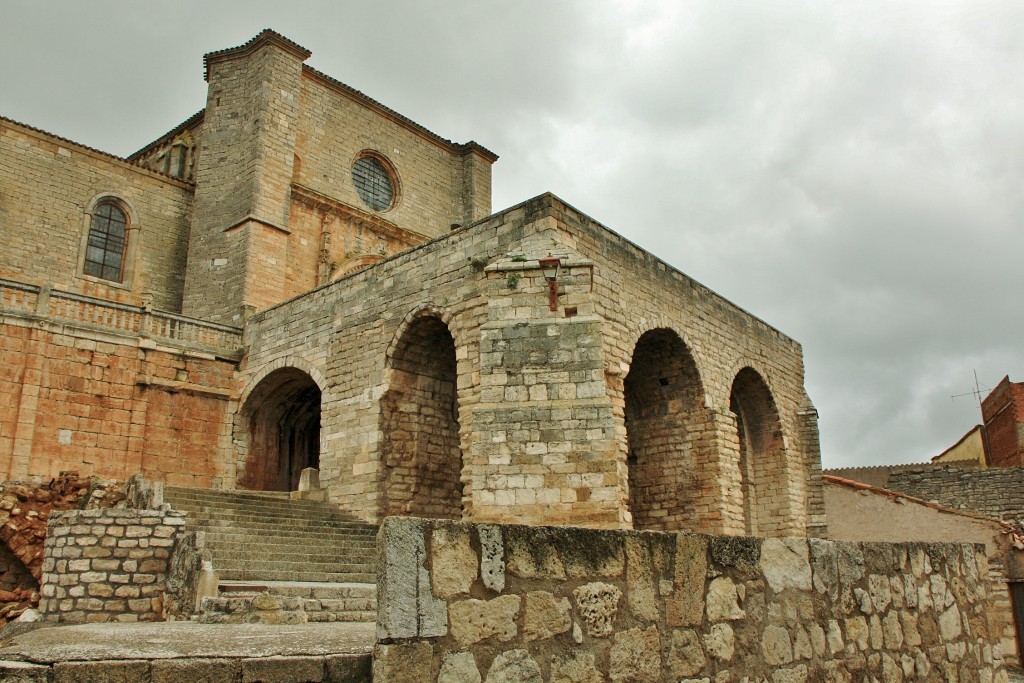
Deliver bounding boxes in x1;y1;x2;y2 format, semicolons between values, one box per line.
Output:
0;118;194;312
375;518;1006;683
0;311;238;484
841;464;1024;528
38;508;188;623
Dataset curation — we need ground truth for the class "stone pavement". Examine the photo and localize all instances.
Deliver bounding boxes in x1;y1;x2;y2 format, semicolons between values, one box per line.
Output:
0;621;374;682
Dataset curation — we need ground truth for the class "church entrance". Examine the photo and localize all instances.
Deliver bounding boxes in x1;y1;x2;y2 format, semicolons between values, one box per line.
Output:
239;368;321;492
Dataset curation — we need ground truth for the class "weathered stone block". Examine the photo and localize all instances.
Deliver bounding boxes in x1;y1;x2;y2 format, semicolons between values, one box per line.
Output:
241;656;325;683
438;652;481;683
523;590;571;641
760;538;812;593
450;594;521;646
53;660;150;683
483;649;542;683
0;661;50;683
324;654;371;683
573;582;621;638
432;525;478;598
706;576;744;622
373;642;434;683
151;658;238;683
377;518;447;640
609;625;662;682
667;534;707;627
666;628;706;677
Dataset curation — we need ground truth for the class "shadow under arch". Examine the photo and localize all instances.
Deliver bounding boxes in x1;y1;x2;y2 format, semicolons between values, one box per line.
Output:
624;327;712;531
728;366;791;536
378;312;463;519
237;367;321;492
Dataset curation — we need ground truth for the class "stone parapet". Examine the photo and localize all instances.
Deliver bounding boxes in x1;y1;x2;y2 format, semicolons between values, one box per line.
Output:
375;517;1007;682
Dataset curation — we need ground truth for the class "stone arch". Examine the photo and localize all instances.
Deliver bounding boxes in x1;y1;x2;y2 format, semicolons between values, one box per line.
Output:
727;366;794;536
237;363;323;492
379;310;463;519
624;327;713;531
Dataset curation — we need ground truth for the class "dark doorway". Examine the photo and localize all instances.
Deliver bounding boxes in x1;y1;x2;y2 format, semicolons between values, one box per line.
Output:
240;368;321;492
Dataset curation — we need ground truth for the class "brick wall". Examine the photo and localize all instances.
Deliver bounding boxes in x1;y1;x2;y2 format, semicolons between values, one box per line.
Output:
38;508;186;623
0;314;237;485
983;377;1024;467
0;118;194;312
375;518;1005;682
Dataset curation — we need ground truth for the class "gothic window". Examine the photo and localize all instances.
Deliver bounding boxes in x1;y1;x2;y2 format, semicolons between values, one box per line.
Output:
352;154;396;211
83;202;128;282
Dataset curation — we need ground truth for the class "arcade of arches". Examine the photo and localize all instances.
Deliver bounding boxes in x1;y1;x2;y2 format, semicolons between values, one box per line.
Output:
623;328;796;536
238;368;321;492
379;315;463;520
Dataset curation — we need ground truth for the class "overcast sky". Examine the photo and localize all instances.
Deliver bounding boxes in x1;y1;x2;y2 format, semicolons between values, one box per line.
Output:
3;1;1022;469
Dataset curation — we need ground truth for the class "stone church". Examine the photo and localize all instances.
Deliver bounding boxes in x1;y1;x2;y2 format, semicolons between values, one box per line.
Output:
0;30;826;537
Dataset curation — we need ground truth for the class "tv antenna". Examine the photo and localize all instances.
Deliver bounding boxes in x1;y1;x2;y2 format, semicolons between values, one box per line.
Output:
951;370;989;404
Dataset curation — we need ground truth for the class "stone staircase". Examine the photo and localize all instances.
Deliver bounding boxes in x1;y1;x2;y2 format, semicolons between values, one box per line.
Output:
162;486;379;624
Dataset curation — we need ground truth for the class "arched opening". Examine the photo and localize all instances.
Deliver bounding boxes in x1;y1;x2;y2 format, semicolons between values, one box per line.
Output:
380;315;462;519
239;368;321;492
728;368;789;536
624;329;709;530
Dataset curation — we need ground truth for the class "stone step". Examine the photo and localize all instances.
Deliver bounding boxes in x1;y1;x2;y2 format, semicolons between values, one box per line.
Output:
164;488;361;516
218;580;376;600
199;532;376;548
218;569;377;583
213;559;375;574
186;516;378;533
164;486;380;589
209;552;375;567
197;540;374;557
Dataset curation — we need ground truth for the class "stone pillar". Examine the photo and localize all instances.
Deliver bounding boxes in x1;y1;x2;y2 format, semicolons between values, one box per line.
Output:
798;396;828;537
470;315;626;529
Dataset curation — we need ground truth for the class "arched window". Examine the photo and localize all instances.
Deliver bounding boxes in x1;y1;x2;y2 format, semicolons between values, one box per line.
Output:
83;202;128;282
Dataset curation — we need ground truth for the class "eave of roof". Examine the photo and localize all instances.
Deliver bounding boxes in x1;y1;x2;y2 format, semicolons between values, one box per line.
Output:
203;29;312;81
127;110;205;161
302;65;498;162
0;115;194;188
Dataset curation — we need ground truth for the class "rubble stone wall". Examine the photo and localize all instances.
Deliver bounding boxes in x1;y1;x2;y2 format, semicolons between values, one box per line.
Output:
881;465;1024;527
375;517;1007;683
38;508;186;623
